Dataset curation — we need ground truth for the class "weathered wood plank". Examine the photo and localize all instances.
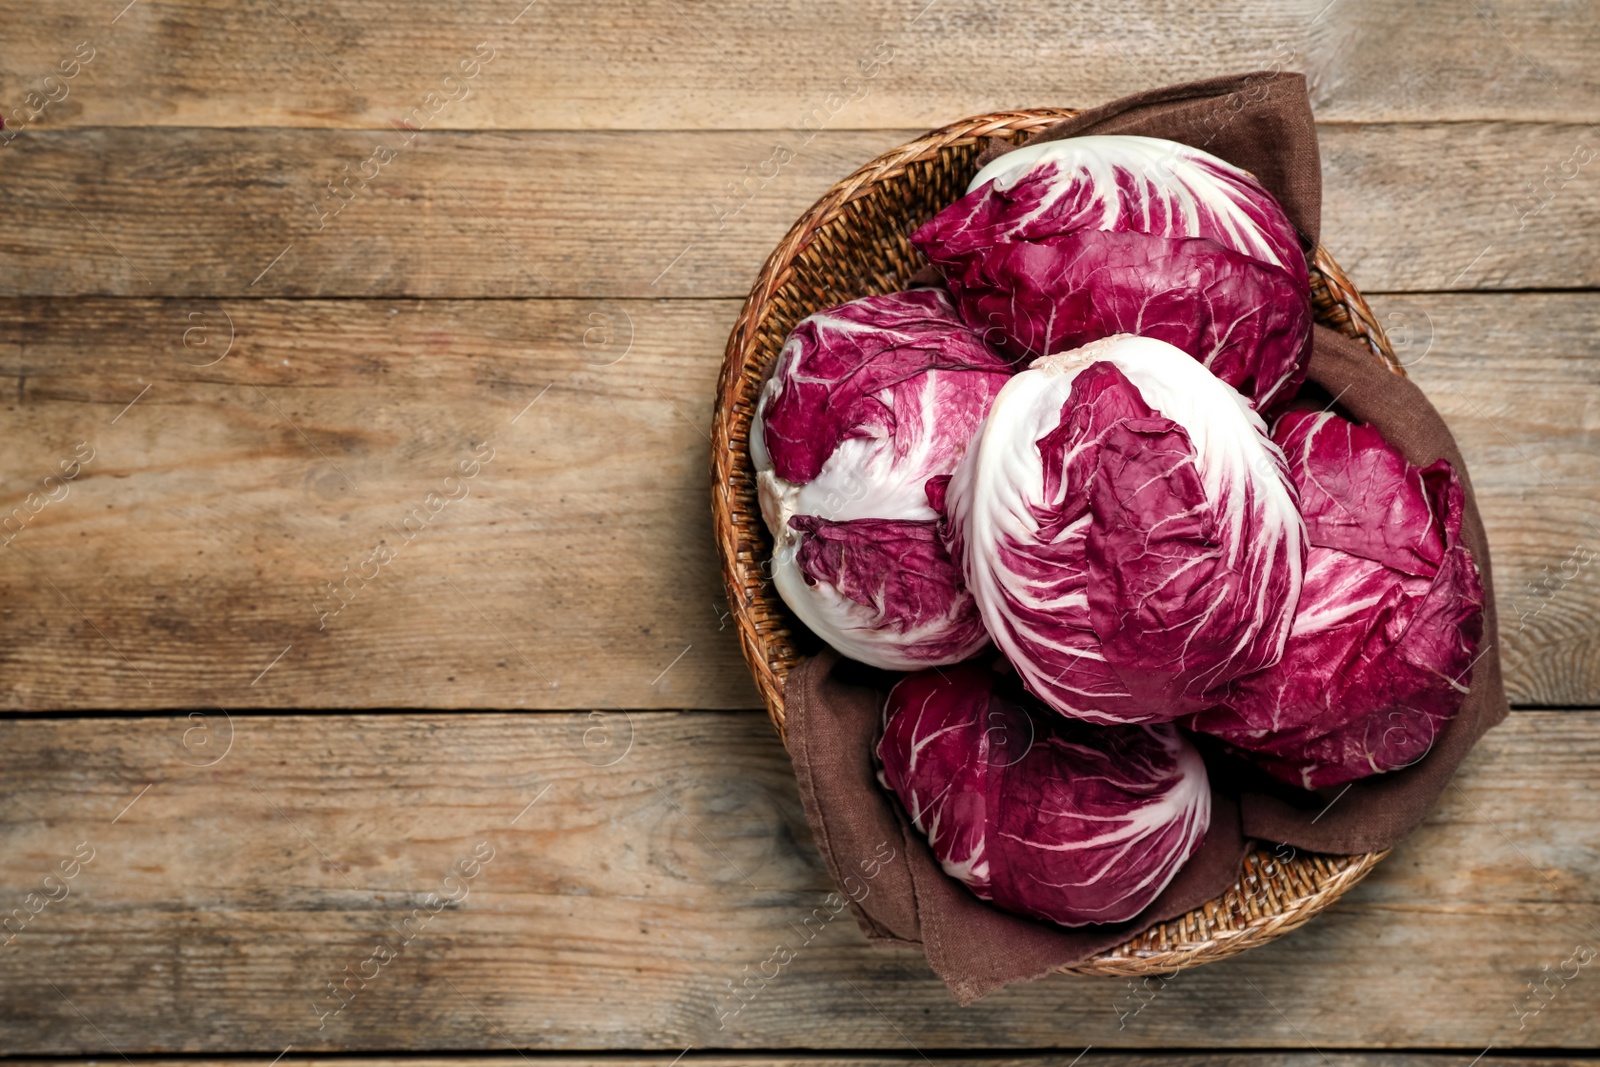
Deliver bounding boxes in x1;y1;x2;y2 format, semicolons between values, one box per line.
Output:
0;297;757;709
1;293;1596;709
1;125;1595;299
1369;293;1600;709
0;710;1594;1053
1;0;1597;130
8;1058;1600;1067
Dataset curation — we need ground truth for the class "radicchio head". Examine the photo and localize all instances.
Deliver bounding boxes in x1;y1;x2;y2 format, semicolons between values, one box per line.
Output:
911;135;1313;410
877;660;1212;926
1188;411;1486;789
948;333;1306;723
752;288;1012;669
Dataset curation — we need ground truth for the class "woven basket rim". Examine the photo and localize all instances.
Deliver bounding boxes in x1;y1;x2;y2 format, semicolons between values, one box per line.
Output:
710;108;1400;976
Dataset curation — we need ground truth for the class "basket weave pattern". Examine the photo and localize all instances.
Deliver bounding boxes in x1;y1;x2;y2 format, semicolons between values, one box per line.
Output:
712;110;1398;974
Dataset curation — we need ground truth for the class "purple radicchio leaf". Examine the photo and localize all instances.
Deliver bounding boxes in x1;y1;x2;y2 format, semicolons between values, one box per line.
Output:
1188;411;1486;789
877;661;1212;927
948;333;1305;724
782;515;991;669
752;289;1012;670
910;135;1312;410
753;287;1012;489
1274;409;1447;575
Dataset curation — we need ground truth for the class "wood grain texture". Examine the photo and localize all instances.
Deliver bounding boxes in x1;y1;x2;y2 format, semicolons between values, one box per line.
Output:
0;296;754;710
9;1059;1600;1067
2;124;1597;299
1;0;1597;130
0;710;1595;1053
2;293;1596;709
1;0;1594;1060
1369;293;1600;709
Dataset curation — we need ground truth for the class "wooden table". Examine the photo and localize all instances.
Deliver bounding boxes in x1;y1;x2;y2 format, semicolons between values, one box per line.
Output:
2;0;1597;1061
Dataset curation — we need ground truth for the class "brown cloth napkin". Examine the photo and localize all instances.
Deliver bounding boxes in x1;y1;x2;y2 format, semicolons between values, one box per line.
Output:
781;73;1509;1003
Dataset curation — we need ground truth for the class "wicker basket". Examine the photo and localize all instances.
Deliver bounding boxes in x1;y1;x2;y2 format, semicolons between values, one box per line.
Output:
711;109;1399;975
